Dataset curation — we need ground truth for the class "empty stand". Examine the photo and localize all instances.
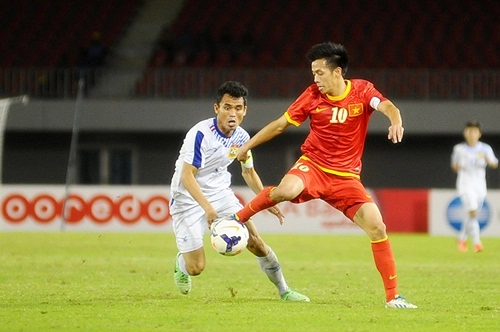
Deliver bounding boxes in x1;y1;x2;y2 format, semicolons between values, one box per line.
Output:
1;0;497;99
148;0;499;69
0;0;144;68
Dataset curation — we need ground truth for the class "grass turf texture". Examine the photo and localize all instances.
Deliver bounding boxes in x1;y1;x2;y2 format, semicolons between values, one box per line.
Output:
0;233;499;331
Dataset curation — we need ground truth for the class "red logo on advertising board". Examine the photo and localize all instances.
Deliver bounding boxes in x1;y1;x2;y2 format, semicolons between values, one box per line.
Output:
1;192;171;225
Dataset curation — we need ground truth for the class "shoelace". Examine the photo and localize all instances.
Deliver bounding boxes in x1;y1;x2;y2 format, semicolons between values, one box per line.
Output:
179;272;189;282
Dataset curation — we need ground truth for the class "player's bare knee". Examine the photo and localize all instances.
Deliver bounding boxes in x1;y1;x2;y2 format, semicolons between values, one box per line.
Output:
367;221;387;239
270;187;296;202
186;262;205;276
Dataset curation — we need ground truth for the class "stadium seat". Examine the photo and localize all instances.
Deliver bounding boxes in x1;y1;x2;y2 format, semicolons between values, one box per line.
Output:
0;0;144;68
154;0;497;70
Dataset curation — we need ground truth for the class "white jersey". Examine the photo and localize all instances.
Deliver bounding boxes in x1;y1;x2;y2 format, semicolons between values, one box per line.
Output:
451;141;498;196
170;117;252;214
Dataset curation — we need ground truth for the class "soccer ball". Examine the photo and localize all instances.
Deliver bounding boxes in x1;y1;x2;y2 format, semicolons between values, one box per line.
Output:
210;216;249;256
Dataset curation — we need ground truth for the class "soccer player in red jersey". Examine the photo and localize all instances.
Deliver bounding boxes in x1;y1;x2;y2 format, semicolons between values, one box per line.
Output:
234;42;417;309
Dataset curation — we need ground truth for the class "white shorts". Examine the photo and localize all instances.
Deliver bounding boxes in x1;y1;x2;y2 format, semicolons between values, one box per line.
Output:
171;195;243;253
459;192;485;212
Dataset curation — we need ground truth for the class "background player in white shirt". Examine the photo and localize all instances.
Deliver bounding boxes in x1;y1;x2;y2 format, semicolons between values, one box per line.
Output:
451;121;498;252
170;81;309;301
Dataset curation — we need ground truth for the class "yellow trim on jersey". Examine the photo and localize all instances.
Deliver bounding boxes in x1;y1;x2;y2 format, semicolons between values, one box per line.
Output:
284;111;301;127
326;80;351;101
300;156;360;179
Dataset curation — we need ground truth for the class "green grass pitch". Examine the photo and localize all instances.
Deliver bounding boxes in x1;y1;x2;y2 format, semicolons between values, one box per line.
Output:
1;232;499;331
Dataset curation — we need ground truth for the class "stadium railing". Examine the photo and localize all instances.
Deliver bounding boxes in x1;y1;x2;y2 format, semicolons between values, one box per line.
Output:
0;67;498;100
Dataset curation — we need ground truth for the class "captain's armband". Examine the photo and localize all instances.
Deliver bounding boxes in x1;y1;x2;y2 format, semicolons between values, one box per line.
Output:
241;150;253;168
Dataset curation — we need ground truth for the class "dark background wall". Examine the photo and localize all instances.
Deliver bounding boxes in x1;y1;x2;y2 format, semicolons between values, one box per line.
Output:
4;130;499;189
4;99;499;188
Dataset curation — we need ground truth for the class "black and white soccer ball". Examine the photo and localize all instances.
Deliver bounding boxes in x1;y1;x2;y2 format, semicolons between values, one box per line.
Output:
210;216;249;256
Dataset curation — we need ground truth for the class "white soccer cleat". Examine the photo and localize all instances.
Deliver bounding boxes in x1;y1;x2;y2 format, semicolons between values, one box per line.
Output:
385;295;417;309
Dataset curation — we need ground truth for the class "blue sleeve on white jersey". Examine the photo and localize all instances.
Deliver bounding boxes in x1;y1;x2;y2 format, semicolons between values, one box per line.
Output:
192;130;204;168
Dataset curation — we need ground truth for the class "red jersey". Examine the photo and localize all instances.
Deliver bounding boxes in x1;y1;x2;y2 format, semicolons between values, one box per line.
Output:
285;79;387;177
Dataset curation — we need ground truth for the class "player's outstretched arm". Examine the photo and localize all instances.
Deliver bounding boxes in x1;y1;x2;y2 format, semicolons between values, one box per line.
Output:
377;100;404;143
237;115;292;162
240;165;285;224
240;164;265;195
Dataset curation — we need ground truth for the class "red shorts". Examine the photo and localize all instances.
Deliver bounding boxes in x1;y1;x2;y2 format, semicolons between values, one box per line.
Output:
287;158;374;221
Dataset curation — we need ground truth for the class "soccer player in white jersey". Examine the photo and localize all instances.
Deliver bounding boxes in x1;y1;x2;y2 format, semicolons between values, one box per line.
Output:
451;121;498;253
170;81;309;301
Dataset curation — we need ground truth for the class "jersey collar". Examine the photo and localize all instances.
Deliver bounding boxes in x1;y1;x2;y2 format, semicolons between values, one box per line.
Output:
212;117;233;138
326;80;351;101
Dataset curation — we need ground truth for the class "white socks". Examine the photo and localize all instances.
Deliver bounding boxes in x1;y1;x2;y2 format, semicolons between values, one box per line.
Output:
469;218;481;245
459;217;482;245
177;253;189;275
256;247;289;295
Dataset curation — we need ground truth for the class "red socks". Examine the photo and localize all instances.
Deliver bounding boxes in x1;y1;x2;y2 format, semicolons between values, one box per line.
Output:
235;186;276;222
371;237;398;302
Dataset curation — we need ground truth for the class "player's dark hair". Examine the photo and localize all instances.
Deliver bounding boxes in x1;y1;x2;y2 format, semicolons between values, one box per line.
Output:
216;81;248;105
465;120;481;130
306;42;349;77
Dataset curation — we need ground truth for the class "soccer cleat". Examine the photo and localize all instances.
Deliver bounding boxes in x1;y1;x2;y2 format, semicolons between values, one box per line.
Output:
385;295;417;309
457;240;468;252
474;243;484;253
281;289;310;302
174;252;191;294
